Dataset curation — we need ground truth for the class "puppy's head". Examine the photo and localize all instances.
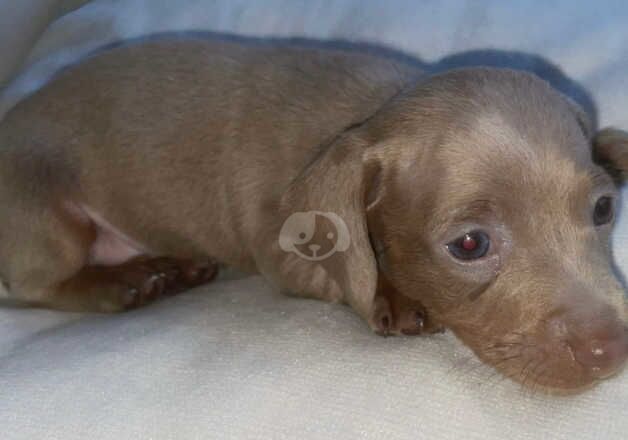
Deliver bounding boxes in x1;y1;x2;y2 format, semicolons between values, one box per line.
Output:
363;68;628;392
279;67;626;392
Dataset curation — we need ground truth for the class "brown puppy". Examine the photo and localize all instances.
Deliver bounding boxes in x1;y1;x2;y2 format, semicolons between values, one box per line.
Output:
0;36;626;392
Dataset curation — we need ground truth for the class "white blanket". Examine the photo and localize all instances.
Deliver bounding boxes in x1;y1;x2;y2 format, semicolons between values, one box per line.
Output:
0;1;627;439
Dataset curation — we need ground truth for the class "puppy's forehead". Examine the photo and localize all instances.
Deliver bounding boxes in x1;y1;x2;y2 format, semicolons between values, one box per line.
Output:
443;71;588;153
429;72;593;169
385;69;607;209
395;71;616;227
449;110;590;169
390;69;592;164
440;112;597;207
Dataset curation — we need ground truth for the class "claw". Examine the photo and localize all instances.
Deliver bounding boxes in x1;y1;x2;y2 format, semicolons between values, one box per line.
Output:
371;295;394;336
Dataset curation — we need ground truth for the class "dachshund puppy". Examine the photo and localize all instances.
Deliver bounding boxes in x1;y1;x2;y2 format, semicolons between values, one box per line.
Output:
0;36;626;392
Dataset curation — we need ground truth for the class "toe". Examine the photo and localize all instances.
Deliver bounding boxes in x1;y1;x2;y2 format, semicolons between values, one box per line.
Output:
400;310;426;336
181;258;218;285
148;258;181;285
120;287;140;308
371;296;394;337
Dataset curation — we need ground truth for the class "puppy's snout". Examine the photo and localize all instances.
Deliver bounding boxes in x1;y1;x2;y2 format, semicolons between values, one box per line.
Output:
548;314;628;379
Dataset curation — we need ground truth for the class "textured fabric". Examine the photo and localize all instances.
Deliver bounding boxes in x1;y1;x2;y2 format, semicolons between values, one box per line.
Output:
0;0;88;88
0;1;627;439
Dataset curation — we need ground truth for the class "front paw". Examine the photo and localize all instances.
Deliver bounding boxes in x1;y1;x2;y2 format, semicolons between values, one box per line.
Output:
369;295;444;337
370;295;395;336
395;307;445;336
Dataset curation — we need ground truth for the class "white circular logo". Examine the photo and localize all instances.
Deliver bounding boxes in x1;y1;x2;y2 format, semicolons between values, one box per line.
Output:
279;211;350;261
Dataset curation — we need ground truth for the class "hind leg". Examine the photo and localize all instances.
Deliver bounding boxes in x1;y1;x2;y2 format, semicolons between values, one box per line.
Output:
0;200;217;312
52;256;218;312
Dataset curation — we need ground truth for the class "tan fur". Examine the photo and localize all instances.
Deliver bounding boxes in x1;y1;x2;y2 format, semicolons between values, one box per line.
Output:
0;36;626;392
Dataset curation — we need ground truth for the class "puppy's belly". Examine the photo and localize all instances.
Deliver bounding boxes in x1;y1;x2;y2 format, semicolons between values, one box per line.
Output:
81;205;148;266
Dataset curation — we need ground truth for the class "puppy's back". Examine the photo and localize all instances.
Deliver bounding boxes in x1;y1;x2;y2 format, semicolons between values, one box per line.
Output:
0;37;419;264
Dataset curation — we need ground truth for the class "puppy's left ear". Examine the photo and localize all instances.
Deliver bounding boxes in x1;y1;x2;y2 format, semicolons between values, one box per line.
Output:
592;128;628;180
270;128;381;323
564;97;628;181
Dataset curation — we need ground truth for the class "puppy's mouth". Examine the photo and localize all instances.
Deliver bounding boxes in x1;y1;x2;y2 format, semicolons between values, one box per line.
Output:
476;326;628;393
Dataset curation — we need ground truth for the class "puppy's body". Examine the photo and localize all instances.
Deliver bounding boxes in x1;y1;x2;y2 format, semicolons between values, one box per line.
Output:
0;39;417;314
0;39;413;268
1;36;627;392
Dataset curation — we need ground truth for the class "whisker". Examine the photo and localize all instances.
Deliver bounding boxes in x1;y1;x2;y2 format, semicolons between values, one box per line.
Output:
445;354;483;382
516;356;538;393
478;354;525;389
529;364;549;398
522;359;545;398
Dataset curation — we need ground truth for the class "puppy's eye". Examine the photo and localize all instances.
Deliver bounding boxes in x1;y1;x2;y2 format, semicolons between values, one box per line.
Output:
593;196;614;226
447;231;490;261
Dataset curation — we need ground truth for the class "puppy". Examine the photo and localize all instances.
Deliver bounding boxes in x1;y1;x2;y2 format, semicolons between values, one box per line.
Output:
0;36;626;392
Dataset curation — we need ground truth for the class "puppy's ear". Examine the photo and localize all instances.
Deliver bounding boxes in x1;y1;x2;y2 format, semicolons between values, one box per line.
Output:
563;97;628;181
272;129;380;322
592;128;628;181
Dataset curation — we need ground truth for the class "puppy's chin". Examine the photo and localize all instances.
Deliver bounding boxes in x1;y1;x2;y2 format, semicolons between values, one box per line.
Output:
470;336;624;394
498;365;597;395
532;369;628;396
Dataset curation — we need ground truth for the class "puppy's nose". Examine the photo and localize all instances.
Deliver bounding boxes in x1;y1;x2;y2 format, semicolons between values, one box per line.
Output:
555;317;628;379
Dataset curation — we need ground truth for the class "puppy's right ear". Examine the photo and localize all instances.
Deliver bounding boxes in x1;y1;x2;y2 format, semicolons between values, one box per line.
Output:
592;128;628;181
265;128;382;324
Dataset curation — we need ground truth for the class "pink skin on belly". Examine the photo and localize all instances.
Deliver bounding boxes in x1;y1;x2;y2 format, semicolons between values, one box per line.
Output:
79;205;149;266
